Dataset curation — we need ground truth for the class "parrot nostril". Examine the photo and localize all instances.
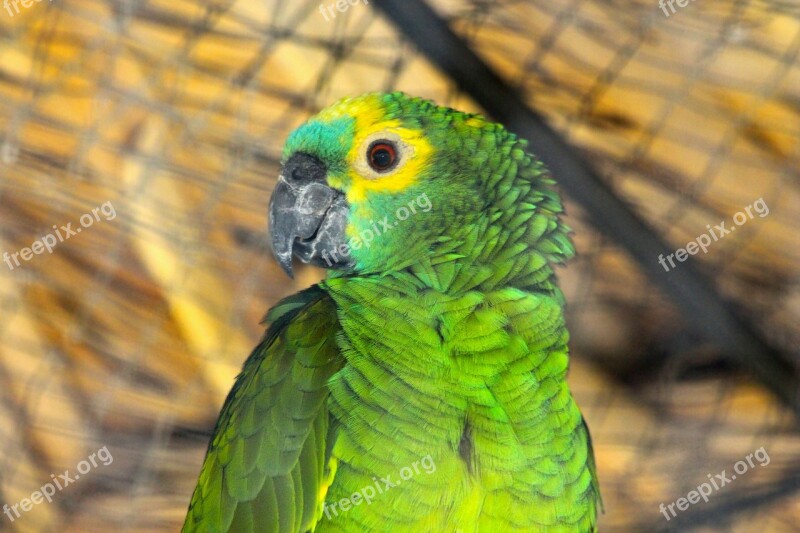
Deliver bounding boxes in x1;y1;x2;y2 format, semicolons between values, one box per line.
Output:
284;152;327;183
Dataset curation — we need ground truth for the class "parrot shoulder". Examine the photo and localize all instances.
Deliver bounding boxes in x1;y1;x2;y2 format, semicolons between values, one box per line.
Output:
183;284;345;533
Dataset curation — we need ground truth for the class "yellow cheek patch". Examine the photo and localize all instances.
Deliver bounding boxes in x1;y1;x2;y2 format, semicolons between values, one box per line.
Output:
314;94;434;204
346;122;433;203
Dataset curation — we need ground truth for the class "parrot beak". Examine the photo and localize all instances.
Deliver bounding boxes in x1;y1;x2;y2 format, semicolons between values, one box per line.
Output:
268;152;352;278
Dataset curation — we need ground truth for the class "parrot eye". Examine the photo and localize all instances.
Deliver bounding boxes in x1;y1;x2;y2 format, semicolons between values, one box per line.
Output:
367;141;398;172
355;132;411;179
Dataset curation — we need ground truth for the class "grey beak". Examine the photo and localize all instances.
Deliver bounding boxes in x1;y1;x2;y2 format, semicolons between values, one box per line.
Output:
268;153;352;278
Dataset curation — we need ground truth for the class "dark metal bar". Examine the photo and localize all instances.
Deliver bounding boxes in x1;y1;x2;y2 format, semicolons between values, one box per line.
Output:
373;0;799;416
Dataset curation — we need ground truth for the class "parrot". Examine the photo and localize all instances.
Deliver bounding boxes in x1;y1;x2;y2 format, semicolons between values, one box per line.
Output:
182;92;601;532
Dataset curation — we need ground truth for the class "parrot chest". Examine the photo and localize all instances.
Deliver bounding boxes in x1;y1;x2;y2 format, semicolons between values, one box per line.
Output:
319;285;597;531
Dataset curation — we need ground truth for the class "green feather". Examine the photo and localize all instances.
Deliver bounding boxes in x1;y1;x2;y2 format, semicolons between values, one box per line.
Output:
184;92;600;532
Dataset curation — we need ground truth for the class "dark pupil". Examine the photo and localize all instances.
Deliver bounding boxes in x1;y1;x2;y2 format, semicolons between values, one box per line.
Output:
372;148;393;169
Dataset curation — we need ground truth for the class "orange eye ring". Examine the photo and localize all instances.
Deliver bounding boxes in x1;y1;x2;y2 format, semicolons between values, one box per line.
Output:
367;141;398;172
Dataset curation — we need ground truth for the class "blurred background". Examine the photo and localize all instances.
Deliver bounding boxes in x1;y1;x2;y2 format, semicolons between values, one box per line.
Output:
1;0;799;531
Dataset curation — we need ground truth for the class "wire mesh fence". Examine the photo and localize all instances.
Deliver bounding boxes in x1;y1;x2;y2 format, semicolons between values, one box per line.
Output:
0;0;798;531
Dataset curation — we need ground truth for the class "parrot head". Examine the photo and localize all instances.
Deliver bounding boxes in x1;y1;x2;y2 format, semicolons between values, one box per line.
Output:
269;92;573;279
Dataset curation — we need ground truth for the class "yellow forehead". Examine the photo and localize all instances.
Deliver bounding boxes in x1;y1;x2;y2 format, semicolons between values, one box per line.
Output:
314;93;383;124
315;94;433;204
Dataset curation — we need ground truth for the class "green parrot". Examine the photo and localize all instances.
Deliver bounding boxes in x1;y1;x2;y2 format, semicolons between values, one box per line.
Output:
183;92;601;532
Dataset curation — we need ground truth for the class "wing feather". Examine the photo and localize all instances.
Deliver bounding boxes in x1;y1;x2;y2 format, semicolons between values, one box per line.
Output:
183;286;344;533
